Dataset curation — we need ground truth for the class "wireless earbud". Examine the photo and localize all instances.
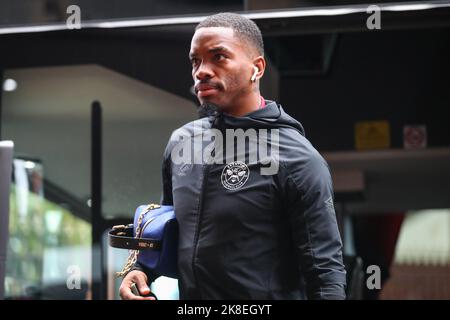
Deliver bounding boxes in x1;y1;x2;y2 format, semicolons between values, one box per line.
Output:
251;66;259;82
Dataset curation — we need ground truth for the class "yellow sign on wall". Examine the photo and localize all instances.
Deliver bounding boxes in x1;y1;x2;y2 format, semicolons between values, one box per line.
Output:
355;120;391;150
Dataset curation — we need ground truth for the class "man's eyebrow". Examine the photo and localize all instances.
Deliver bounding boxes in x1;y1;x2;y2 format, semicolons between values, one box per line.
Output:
208;46;232;55
189;46;232;60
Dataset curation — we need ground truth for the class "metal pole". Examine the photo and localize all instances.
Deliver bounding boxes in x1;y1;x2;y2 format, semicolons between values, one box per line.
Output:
0;141;14;299
0;69;4;140
91;101;106;299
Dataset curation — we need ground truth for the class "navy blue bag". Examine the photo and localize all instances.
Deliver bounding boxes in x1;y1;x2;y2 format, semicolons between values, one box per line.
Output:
109;204;178;279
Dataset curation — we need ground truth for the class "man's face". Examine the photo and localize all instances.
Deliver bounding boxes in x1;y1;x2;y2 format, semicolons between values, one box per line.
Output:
189;27;254;110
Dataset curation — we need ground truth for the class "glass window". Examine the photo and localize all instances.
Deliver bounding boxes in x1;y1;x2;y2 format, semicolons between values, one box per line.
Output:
6;158;91;299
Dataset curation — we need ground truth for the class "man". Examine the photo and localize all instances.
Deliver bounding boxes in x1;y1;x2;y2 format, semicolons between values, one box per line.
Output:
120;12;346;300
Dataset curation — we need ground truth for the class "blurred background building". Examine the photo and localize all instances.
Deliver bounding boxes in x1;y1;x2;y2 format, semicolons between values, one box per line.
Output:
0;0;449;300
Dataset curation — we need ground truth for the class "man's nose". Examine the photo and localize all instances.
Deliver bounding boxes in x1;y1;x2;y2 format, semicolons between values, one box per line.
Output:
194;62;214;81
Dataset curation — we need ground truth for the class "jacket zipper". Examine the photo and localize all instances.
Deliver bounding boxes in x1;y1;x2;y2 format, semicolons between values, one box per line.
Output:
190;114;220;297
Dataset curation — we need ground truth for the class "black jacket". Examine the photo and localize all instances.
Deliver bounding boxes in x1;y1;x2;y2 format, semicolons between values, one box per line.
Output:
135;100;347;299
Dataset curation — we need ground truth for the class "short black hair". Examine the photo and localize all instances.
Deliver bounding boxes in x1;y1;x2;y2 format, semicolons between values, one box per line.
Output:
195;12;264;56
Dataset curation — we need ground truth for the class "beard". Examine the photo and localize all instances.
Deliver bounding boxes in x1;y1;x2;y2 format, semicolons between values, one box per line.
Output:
196;102;221;118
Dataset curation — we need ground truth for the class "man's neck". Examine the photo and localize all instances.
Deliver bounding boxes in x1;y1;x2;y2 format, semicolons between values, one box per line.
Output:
225;91;262;117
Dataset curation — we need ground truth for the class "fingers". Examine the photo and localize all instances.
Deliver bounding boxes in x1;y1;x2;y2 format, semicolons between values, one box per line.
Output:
119;271;156;300
134;274;151;296
120;288;154;300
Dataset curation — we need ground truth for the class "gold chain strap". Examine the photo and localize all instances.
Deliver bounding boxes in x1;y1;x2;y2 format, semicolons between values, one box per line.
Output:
116;203;161;278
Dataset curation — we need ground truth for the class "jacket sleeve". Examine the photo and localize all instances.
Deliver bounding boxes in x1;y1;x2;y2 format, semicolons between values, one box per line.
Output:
282;149;347;300
159;141;174;206
132;261;160;284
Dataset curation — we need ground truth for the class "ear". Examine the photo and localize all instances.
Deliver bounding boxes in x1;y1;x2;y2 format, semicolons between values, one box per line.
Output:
251;56;266;82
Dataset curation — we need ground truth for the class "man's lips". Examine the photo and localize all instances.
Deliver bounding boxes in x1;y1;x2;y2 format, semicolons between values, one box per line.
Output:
195;83;220;97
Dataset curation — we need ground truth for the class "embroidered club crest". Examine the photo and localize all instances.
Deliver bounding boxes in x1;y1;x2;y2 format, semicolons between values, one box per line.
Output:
221;161;250;190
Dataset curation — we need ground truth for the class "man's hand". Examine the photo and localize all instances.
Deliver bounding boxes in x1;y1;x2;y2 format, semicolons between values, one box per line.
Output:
119;270;156;300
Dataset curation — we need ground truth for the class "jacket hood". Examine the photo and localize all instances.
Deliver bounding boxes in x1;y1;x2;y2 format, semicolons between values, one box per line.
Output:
214;99;305;136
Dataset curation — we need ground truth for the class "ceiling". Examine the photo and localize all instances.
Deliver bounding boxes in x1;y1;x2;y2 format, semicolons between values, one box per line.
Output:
2;64;197;121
